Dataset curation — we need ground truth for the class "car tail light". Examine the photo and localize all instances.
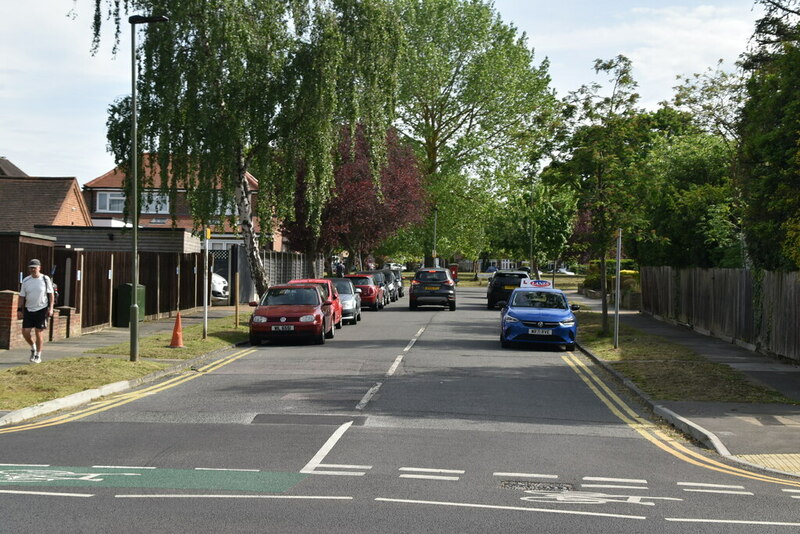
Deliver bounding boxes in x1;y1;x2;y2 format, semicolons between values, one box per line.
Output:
411;280;421;286
443;280;455;287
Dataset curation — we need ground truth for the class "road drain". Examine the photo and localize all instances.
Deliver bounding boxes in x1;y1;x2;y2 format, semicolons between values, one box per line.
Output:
500;481;574;492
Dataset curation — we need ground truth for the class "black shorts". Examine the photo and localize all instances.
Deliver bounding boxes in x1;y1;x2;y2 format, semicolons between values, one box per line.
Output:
23;307;49;330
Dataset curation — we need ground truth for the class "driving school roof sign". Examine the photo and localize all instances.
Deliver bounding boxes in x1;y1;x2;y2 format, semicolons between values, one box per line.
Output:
520;279;552;288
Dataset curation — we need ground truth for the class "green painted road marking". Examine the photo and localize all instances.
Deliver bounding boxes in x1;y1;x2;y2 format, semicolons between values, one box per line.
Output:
0;466;306;493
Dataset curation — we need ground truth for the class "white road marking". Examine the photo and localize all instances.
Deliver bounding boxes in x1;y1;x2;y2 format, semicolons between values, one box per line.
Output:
375;497;646;520
400;467;465;474
386;355;404;376
665;518;800;526
116;494;353;500
0;489;93;497
318;463;373;470
400;474;460;481
581;484;649;490
300;421;357;475
92;465;157;470
356;327;426;410
355;382;383;411
677;482;745;489
682;489;754;495
493;472;558;479
0;463;50;467
194;467;260;472
782;489;800;493
583;477;647;484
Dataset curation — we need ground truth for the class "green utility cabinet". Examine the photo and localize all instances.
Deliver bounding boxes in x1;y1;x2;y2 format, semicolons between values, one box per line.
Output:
113;283;146;327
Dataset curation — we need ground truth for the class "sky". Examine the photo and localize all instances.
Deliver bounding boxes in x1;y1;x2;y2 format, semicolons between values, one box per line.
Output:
1;1;762;186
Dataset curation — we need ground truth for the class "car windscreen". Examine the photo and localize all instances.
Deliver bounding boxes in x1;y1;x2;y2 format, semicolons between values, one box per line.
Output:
264;287;319;306
382;271;395;283
511;291;567;309
415;270;448;282
330;279;354;294
348;276;372;285
493;275;527;285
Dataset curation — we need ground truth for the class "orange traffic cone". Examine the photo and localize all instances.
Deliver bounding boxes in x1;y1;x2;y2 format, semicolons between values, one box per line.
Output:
169;312;185;348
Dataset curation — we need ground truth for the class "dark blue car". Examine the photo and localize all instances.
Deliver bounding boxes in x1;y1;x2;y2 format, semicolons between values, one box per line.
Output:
500;286;580;350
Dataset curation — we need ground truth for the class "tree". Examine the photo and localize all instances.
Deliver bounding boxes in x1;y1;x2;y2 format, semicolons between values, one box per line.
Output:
281;126;426;273
393;0;556;263
543;56;649;334
738;0;800;270
93;0;402;295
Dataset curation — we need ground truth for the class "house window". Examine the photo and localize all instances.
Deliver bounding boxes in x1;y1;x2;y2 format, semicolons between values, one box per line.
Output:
141;192;170;214
96;191;126;213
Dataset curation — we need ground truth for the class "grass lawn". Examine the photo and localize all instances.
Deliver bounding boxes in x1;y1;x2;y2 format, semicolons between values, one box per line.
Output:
576;311;797;404
0;357;169;411
87;313;251;360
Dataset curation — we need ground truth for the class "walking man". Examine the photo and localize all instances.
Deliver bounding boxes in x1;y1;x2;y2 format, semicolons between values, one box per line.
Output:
18;259;54;363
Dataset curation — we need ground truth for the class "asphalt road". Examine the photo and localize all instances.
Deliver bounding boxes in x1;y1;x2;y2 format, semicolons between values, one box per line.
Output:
1;287;799;533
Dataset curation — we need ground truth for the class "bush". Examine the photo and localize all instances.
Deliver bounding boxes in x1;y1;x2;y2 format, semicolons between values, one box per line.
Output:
582;273;602;290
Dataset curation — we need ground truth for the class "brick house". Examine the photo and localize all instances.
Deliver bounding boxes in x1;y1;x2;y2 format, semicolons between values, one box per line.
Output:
82;155;285;252
0;157;92;232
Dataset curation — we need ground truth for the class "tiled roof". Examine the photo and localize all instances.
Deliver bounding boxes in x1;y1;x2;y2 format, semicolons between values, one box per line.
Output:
0;157;29;177
85;154;259;190
0;177;86;233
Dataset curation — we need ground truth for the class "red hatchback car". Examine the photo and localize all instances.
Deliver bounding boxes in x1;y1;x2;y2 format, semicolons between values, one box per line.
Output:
288;278;343;329
249;284;334;345
345;274;384;310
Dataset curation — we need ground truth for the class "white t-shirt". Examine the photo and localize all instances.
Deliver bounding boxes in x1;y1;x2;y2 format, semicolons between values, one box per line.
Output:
20;275;53;312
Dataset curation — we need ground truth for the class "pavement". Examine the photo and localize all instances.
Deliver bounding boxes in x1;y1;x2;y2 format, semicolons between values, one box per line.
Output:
2;294;800;479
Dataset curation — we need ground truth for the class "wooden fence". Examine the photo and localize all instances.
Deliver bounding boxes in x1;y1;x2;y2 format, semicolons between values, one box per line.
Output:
641;267;800;362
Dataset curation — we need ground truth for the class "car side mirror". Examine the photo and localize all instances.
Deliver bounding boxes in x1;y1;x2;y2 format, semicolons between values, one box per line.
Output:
355;288;362;294
570;304;581;311
249;301;258;307
323;299;333;305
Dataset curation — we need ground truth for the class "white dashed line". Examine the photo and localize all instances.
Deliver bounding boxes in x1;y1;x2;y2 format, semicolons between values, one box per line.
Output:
581;484;649;490
300;421;358;475
355;382;383;410
194;467;260;472
677;482;745;489
399;467;465;474
493;472;558;479
583;477;647;484
400;474;461;481
356;327;426;410
665;518;800;526
681;489;754;495
92;465;157;470
0;463;50;467
386;355;404;377
0;489;93;497
116;494;353;500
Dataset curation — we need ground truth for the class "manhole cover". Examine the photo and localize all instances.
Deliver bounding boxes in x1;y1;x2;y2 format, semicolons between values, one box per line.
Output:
500;481;574;492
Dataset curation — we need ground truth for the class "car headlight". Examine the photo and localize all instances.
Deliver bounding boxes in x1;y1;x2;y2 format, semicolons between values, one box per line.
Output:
342;300;355;310
504;315;519;323
299;315;315;323
560;318;575;326
252;316;267;323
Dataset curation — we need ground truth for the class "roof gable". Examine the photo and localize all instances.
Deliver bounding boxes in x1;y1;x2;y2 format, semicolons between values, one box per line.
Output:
0;177;89;233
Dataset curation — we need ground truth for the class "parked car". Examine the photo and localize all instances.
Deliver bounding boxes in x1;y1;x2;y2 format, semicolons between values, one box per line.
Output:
486;270;531;309
383;262;404;272
557;267;576;275
380;270;399;302
499;287;580;350
409;268;456;311
345;274;384;310
288;278;343;329
360;271;391;306
327;277;362;325
211;272;229;304
389;268;404;297
249;284;334;345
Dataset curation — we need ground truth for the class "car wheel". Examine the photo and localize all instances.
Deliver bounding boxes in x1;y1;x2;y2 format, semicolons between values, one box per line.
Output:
325;320;335;339
487;301;494;310
249;334;261;346
565;342;575;351
356;309;362;321
449;302;456;311
335;314;343;329
409;302;417;310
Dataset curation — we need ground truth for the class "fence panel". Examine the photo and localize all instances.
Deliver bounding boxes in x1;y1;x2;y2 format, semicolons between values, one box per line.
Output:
81;251;113;329
762;271;800;361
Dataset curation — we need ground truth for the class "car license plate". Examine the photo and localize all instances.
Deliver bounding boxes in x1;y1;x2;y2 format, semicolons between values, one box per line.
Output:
528;328;551;336
424;286;439;291
504;285;516;290
271;325;294;331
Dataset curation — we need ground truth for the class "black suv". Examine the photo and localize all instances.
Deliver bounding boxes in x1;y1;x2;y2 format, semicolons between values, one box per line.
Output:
409;268;456;311
486;270;530;309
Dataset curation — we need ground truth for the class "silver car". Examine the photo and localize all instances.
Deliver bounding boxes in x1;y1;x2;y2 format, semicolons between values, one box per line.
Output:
328;277;362;325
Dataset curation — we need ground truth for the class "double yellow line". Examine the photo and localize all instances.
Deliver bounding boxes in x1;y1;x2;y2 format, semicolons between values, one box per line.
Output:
562;352;800;488
0;349;256;435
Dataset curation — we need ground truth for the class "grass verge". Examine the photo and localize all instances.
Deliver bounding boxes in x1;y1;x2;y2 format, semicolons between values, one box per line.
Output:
0;357;169;411
576;311;797;404
87;313;250;360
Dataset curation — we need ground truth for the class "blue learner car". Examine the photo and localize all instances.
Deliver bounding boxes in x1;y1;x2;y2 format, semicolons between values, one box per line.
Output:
500;287;580;350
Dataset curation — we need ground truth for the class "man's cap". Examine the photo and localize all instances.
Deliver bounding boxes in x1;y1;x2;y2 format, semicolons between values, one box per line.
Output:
28;259;41;267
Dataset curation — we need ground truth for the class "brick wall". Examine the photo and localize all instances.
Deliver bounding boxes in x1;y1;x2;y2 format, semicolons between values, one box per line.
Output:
53;189;91;226
0;290;81;349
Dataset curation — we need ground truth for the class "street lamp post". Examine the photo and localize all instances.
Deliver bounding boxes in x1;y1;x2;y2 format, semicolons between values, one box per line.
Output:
129;14;168;362
432;207;438;268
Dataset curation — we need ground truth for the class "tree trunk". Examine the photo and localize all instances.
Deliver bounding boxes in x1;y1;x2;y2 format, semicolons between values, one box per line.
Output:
234;168;269;297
